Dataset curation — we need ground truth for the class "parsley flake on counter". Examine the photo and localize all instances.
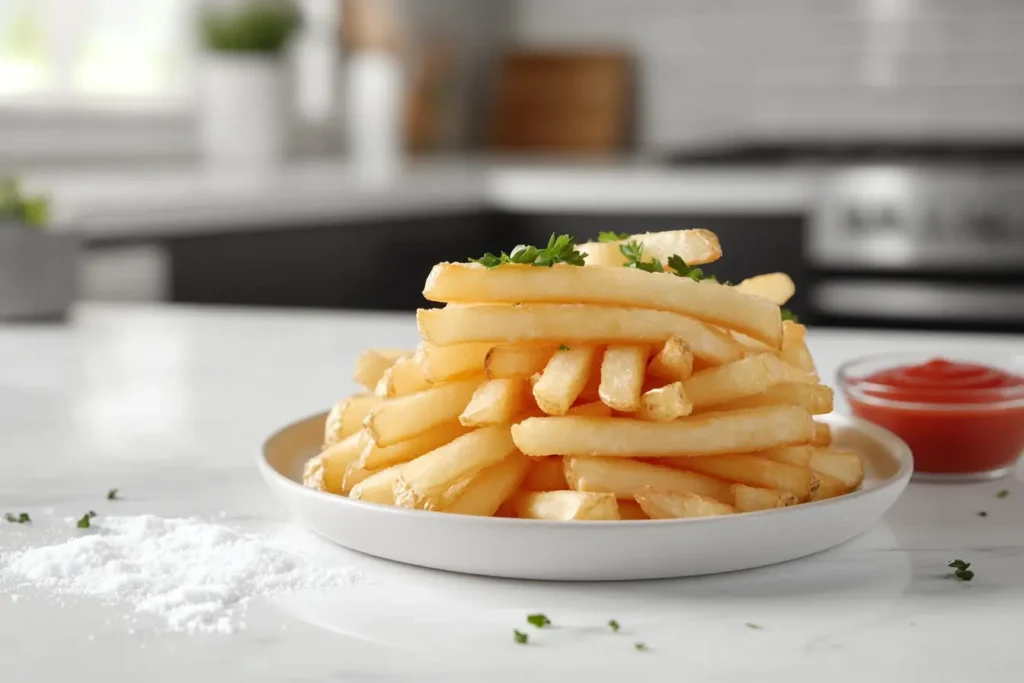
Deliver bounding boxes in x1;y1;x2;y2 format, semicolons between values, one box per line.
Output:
598;231;630;242
76;511;98;529
608;619;620;632
107;488;119;500
513;629;528;645
558;344;571;351
4;512;30;524
746;622;763;630
948;559;974;581
997;489;1010;499
634;642;648;652
527;613;551;628
471;234;586;269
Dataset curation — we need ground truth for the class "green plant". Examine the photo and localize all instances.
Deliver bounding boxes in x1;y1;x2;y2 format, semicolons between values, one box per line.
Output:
199;0;302;54
0;177;48;227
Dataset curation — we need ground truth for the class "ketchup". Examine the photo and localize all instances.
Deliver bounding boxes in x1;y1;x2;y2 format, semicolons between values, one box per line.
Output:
846;358;1024;476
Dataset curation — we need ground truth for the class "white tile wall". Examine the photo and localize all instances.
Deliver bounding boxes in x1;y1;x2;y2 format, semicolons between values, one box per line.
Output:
512;0;1024;150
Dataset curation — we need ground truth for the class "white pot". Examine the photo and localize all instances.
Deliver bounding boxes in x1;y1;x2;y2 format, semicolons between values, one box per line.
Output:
200;55;288;166
0;226;78;320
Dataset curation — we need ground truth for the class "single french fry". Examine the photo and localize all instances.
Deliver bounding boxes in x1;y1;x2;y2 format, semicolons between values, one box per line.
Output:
375;355;431;397
359;420;472;470
810;472;849;501
393;426;517;510
665;454;819;501
415;342;493;383
512;406;815;458
566;400;614;417
564;456;733;503
461;377;530;426
417;304;744;366
579;229;722;267
532;345;596;415
711;382;834;416
364;375;481;447
598;344;649;411
323;395;384;447
443;452;531;516
349;464;405;505
485;344;556;379
302;454;325;491
354;349;409;390
730;330;777;356
635;488;736;519
320;432;366;494
734;272;796;306
647;336;694;382
341;461;382;495
512;490;620;521
636;382;693;421
731;483;799;512
759;445;815;467
423;260;781;346
617;499;649;520
521;456;568;491
811;421;832;446
683;353;816;410
810;450;864;489
780;321;817;377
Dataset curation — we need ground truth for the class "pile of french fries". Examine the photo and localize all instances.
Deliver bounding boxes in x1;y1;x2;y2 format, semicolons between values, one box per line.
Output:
303;229;865;521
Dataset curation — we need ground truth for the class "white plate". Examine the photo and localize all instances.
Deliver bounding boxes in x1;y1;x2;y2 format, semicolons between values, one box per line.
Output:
259;414;912;581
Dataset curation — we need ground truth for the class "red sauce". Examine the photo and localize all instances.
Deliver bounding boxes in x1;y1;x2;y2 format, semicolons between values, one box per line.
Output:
846;358;1024;475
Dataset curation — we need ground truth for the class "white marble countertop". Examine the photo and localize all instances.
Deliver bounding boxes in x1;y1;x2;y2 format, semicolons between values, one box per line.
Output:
1;303;1023;683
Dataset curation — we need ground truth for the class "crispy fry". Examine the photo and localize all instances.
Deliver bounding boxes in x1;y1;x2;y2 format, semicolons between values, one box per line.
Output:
683;353;816;410
636;382;693;421
444;452;531;516
759;445;815;467
460;377;531;426
731;484;799;512
532;345;597;415
302;454;325;491
513;490;621;521
666;454;819;501
810;472;849;501
485;344;556;379
810;450;864;489
423;260;781;345
566;400;613;417
320;432;365;494
712;382;834;416
616;499;649;520
359;420;471;469
780;321;817;377
734;272;796;306
811;421;832;447
354;349;409;390
417;304;744;366
349;464;405;505
416;342;493;383
635;488;736;519
564;456;733;503
646;336;694;382
512;406;814;458
599;344;649;411
341;461;382;495
521;456;569;491
375;355;431;397
579;229;722;267
364;375;481;447
324;395;384;447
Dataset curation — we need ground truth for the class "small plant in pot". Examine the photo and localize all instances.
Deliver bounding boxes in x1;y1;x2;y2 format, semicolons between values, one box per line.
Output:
198;0;303;166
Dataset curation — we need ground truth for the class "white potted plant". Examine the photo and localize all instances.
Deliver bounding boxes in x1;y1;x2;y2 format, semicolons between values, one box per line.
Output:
198;0;303;166
0;178;77;320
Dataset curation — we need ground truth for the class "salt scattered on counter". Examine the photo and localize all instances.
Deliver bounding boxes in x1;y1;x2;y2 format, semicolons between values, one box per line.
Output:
0;515;359;634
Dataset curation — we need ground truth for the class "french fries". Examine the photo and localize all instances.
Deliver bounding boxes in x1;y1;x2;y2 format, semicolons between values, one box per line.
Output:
359;420;471;469
811;421;832;446
418;304;744;366
485;344;555;379
512;406;815;458
712;382;833;416
302;453;325;491
320;432;366;493
513;490;621;521
564;456;734;503
461;377;530;426
324;395;384;447
364;375;481;447
646;336;694;382
665;454;819;501
341;461;380;495
578;229;722;267
566;400;613;417
375;355;431;397
532;345;596;415
734;272;796;305
683;354;816;411
617;499;649;520
731;484;799;512
780;321;817;377
810;450;865;489
521;456;569;491
635;488;736;519
444;452;531;516
354;349;409;390
635;382;692;421
349;464;405;505
599;345;648;411
810;473;848;502
416;342;493;383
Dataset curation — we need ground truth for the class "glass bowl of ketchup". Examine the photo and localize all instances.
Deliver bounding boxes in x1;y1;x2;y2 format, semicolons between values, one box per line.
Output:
837;354;1024;481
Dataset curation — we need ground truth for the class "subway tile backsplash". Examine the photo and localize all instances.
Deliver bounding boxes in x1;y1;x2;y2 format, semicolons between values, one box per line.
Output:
512;0;1024;151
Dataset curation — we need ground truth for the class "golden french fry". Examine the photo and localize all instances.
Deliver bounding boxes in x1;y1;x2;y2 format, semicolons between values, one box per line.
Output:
522;456;569;491
635;487;736;519
731;484;799;512
512;406;814;458
484;344;556;379
810;473;849;501
354;349;409;390
811;421;832;446
349;464;405;505
599;344;649;411
324;395;384;447
564;456;733;503
780;321;817;377
415;342;493;383
647;336;694;382
759;445;815;467
417;304;744;366
302;454;325;491
532;345;597;415
375;355;431;397
422;260;781;346
734;272;796;306
443;452;531;516
320;432;366;494
636;382;693;421
359;420;471;470
617;499;649;520
665;454;819;501
683;353;816;410
810;450;864;489
513;490;620;521
393;426;517;510
460;377;530;426
729;330;777;356
341;461;382;495
579;229;722;267
566;400;613;417
712;382;834;416
364;375;481;447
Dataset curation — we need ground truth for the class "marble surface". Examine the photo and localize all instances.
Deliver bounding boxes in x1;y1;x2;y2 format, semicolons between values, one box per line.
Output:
1;303;1023;683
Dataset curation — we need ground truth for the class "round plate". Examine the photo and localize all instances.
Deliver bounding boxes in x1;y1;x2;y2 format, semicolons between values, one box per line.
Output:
259;414;912;581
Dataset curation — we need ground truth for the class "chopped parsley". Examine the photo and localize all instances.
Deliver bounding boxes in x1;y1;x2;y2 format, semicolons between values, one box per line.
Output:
513;629;528;644
634;642;648;652
781;308;799;323
107;488;119;500
76;511;98;529
598;231;630;243
948;559;974;581
608;619;620;632
978;511;988;517
558;344;571;351
4;512;30;524
471;234;586;268
527;613;551;628
997;489;1009;499
620;241;730;283
746;622;763;630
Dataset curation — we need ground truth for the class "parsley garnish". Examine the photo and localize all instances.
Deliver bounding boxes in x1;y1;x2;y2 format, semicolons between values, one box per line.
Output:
4;512;30;524
558;344;570;351
608;619;620;632
107;488;119;500
978;511;988;517
781;308;799;323
619;242;731;284
527;613;551;628
598;231;630;242
513;629;528;644
948;559;974;581
997;489;1009;499
471;234;586;269
634;642;648;652
746;622;763;630
76;511;97;529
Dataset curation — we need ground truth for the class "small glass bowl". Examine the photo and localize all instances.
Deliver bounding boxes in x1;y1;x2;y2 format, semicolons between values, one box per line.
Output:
836;352;1024;482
